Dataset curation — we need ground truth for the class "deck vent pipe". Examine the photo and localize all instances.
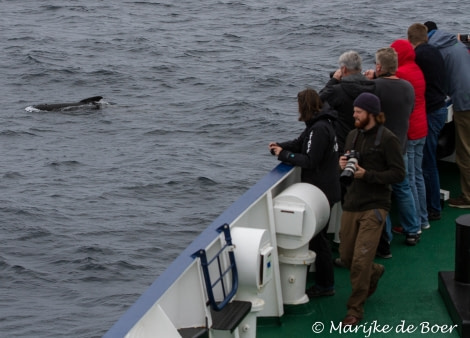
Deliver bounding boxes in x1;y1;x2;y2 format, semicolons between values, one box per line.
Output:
455;214;470;284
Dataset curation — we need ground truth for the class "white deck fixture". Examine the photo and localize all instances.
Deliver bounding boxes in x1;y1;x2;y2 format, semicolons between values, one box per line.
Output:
273;183;330;304
231;227;273;338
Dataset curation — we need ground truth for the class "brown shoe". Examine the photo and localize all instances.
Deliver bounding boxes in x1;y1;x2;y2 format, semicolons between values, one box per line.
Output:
341;315;361;326
448;196;470;208
368;264;385;297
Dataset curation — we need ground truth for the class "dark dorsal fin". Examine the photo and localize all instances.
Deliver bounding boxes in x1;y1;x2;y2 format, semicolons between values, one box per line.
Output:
79;96;103;103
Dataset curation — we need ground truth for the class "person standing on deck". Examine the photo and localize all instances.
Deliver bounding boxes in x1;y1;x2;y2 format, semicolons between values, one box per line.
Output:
424;21;470;209
269;88;341;298
390;39;429;233
407;23;448;221
338;92;405;326
319;51;376;246
364;47;420;250
319;50;376;155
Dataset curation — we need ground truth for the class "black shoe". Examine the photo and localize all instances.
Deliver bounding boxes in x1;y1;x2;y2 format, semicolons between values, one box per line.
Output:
405;234;420;246
428;211;441;221
334;258;346;268
306;285;335;298
376;250;392;259
377;231;391;258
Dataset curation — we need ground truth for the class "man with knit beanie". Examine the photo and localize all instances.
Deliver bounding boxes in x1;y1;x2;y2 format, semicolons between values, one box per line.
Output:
338;92;405;326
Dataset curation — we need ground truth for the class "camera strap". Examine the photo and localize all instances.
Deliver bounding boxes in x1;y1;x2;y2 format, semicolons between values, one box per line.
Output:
374;125;385;146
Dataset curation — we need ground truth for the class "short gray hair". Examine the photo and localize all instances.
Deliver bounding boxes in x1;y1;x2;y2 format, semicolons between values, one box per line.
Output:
338;51;362;72
375;47;398;74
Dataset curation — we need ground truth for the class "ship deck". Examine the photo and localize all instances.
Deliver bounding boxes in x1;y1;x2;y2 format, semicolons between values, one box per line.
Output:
258;160;468;337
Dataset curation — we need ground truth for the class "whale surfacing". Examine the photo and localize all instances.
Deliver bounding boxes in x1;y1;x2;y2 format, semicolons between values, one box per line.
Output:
27;96;104;112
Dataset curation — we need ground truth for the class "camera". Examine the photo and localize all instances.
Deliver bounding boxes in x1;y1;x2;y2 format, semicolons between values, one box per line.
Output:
340;150;360;185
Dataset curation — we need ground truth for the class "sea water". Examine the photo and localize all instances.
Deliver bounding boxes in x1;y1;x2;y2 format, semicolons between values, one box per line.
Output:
0;1;467;336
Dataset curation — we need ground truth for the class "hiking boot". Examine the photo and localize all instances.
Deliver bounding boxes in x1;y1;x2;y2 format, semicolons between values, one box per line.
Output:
448;196;470;209
368;264;385;297
306;285;335;298
405;233;420;246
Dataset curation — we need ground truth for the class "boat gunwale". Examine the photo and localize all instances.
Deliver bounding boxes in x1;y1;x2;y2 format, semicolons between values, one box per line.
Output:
103;163;295;337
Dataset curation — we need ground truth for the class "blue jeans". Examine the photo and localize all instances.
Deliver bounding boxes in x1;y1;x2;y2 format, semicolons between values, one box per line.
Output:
407;137;427;226
423;106;447;213
385;155;420;239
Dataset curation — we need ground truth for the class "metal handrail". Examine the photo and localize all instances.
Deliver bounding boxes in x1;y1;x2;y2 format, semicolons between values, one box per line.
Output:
192;223;238;312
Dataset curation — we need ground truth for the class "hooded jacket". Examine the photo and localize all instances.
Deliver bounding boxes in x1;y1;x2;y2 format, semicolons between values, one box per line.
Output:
277;104;341;207
319;73;376;153
428;29;470;111
391;39;428;140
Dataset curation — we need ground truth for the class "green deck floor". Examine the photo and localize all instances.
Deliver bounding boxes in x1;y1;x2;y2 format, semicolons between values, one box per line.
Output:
258;161;469;337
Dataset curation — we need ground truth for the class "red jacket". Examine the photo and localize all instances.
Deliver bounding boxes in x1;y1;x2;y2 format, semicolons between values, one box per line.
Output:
391;39;428;140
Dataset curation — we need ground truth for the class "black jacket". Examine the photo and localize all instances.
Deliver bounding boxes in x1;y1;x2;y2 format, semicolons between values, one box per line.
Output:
277;105;341;207
414;43;447;113
319;73;376;153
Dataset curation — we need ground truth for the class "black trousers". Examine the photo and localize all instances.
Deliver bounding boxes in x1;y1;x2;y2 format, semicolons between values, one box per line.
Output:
309;217;334;288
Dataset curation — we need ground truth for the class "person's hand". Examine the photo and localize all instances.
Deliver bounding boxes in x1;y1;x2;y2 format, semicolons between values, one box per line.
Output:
332;68;342;80
354;163;366;179
268;142;282;156
339;155;348;170
363;69;375;79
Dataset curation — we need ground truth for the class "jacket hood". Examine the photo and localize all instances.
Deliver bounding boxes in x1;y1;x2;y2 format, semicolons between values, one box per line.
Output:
391;39;415;67
428;29;459;49
306;102;338;126
340;73;376;99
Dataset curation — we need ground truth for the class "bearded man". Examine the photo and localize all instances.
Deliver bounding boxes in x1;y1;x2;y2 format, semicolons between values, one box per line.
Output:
338;92;405;326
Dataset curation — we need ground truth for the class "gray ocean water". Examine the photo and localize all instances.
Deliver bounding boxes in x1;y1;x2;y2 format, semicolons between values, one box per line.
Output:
0;1;468;337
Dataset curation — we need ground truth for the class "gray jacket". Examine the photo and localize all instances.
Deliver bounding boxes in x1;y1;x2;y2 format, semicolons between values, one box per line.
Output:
428;29;470;111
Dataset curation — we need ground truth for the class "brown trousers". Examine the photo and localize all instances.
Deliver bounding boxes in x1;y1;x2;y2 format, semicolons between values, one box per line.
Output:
339;209;387;318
